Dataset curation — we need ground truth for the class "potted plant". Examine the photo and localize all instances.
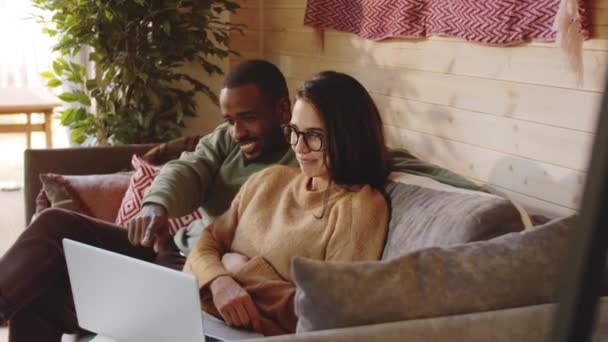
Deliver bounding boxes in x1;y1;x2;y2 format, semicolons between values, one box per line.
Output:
32;0;241;145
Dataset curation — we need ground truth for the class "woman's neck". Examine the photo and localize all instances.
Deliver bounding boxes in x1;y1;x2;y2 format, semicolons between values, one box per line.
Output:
309;176;331;191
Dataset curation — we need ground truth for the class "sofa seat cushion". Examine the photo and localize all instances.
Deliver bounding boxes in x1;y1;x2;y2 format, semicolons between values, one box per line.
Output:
245;298;608;342
293;216;577;333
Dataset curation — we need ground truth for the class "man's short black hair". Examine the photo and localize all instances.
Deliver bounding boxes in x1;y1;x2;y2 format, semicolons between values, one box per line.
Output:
223;59;289;104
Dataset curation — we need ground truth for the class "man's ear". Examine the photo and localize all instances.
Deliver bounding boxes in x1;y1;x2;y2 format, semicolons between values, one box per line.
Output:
277;96;291;124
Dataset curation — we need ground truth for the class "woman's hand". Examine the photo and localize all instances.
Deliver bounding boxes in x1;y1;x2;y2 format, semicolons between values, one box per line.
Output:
221;252;250;274
209;275;262;333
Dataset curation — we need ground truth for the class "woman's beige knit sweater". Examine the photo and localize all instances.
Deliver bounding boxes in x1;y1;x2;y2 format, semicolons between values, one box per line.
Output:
185;165;389;334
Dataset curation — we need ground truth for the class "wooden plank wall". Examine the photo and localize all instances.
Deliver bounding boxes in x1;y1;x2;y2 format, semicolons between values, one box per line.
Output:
230;0;608;217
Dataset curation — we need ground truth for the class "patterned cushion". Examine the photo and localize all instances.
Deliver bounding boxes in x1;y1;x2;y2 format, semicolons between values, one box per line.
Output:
115;154;204;235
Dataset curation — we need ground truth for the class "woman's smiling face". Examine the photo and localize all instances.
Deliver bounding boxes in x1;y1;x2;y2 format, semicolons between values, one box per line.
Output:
290;99;329;182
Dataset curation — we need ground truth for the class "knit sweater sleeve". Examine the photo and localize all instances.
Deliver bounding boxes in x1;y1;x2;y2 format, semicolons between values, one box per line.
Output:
325;187;389;262
184;178;247;289
142;123;235;217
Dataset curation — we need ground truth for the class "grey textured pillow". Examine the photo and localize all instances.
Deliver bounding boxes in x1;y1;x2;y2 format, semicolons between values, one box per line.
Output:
293;216;576;333
382;180;525;259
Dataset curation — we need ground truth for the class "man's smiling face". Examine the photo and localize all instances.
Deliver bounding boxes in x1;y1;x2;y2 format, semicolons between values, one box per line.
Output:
220;83;285;160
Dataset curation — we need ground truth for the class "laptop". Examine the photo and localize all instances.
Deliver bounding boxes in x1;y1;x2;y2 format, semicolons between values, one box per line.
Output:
63;238;264;342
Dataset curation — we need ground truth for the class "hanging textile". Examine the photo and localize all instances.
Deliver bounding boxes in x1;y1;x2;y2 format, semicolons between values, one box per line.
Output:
304;0;589;44
304;0;590;83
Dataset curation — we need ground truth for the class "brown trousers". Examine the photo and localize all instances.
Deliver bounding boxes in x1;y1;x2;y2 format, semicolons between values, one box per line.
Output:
0;208;185;342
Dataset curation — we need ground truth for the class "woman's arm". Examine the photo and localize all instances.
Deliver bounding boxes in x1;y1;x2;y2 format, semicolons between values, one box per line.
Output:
222;252;250;274
325;187;389;262
184;198;240;288
183;182;262;332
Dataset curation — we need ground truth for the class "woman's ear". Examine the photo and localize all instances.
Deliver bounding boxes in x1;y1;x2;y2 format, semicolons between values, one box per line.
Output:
277;97;291;124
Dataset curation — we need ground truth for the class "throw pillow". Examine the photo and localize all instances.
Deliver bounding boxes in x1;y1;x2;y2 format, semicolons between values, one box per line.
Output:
292;216;578;332
382;172;527;260
115;154;204;235
40;172;133;223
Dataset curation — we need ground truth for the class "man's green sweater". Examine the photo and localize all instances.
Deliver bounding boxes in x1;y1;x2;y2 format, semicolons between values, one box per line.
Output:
143;123;298;254
144;123;483;255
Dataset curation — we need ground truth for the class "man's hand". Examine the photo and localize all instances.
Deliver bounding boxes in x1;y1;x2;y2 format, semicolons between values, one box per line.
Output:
209;275;262;333
221;253;250;274
127;203;169;252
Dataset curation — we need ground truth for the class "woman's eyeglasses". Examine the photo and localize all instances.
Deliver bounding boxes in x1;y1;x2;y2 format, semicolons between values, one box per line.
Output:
281;124;325;152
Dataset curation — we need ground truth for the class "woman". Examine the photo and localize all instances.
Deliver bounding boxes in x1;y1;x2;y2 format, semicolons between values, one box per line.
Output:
184;71;391;335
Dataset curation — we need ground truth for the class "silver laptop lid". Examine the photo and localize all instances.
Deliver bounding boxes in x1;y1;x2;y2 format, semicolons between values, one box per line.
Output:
63;238;205;342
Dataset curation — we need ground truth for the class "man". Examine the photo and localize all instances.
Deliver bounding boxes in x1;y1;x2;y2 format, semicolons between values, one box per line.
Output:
128;59;297;262
0;59;298;341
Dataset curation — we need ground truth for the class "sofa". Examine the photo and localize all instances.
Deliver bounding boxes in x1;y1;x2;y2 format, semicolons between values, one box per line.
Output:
23;143;608;342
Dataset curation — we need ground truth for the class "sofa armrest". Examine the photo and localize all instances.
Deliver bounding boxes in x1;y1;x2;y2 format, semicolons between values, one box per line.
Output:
246;298;608;342
23;144;154;224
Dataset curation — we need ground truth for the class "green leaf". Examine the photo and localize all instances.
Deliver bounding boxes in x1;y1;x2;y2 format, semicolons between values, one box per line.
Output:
67;73;81;83
70;62;87;79
89;52;102;63
46;79;62;87
42;28;57;37
137;72;149;83
59;108;77;125
40;71;54;79
57;57;69;68
75;108;88;121
104;9;113;20
161;21;171;35
146;89;161;108
74;92;91;106
175;102;184;124
58;92;79;102
86;79;98;91
134;0;145;6
70;127;88;144
101;68;115;84
52;61;63;75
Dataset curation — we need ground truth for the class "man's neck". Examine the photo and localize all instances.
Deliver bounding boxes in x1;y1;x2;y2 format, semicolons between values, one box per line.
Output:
243;139;290;165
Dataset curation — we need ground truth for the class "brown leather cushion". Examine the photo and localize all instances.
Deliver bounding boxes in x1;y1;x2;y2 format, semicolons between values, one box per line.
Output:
38;172;132;223
141;134;203;165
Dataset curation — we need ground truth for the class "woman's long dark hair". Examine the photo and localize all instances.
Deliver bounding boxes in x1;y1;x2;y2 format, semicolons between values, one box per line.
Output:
296;71;390;190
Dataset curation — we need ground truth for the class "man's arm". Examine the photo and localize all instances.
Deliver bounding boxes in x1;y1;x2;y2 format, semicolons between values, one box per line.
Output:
388;149;485;192
127;124;235;248
143;123;236;217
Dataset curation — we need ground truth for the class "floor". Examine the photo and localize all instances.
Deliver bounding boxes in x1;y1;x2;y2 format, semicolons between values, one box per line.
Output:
0;190;23;342
0;115;69;342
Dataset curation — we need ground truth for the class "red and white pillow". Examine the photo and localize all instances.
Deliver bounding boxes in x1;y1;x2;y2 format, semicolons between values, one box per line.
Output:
114;154;204;235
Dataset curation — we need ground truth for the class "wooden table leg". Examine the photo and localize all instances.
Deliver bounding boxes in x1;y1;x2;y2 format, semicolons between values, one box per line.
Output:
26;112;32;149
44;110;53;148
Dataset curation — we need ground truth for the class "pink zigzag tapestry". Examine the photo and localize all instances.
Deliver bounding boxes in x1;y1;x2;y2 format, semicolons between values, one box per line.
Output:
304;0;590;45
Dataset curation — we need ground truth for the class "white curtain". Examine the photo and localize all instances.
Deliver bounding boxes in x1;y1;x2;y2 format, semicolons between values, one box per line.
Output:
0;1;57;88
